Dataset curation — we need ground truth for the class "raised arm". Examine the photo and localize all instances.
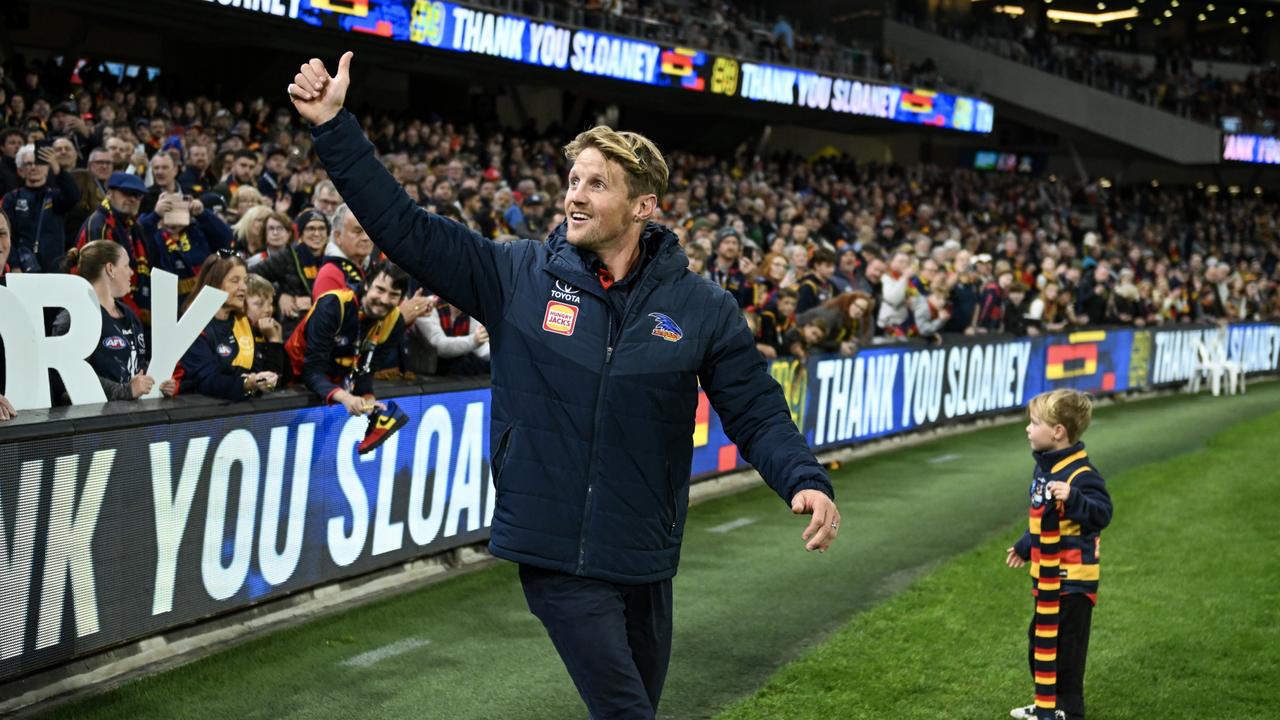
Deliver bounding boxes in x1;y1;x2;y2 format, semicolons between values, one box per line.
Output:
288;53;519;326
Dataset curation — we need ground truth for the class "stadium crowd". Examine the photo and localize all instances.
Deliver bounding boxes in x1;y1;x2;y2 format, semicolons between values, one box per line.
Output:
0;52;1277;420
905;8;1280;132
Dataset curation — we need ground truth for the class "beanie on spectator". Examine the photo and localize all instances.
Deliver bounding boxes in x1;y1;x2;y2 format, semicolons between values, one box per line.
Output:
294;208;330;234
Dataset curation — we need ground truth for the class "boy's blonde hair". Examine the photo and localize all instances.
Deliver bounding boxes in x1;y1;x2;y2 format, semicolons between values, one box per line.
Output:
1028;389;1094;443
563;126;669;201
245;273;275;301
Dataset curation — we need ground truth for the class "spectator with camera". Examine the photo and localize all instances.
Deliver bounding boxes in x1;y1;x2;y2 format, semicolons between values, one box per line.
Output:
2;141;80;273
139;190;234;303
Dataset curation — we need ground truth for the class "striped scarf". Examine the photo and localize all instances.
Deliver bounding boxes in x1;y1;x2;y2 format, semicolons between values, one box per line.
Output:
1031;488;1062;719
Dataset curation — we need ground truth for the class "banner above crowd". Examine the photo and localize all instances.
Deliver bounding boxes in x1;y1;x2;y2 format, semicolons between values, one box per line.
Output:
1222;133;1280;164
200;0;995;134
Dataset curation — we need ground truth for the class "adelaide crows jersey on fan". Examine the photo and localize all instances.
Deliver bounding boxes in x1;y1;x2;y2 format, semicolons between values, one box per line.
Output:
52;300;147;387
1014;442;1114;602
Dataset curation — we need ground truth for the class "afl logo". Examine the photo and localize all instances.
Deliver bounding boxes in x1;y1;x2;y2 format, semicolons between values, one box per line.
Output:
216;344;233;358
551;280;581;304
102;336;128;350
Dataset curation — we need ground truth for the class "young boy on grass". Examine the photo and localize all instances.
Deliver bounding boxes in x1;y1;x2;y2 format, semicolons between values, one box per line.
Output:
1006;389;1113;720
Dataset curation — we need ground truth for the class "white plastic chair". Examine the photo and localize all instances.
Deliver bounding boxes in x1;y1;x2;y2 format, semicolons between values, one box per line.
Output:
1189;338;1245;396
1210;337;1246;396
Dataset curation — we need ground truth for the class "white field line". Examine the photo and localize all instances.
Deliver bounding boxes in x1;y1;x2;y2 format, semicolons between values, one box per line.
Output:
339;638;431;668
926;453;961;464
707;517;758;534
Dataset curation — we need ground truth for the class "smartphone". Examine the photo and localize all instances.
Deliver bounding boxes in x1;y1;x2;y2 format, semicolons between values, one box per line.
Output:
33;138;54;164
161;192;191;226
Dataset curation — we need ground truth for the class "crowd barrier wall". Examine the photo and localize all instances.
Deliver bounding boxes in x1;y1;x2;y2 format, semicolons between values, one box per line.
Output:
2;322;1278;683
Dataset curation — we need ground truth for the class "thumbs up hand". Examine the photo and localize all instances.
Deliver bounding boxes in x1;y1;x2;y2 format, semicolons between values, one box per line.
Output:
288;51;354;126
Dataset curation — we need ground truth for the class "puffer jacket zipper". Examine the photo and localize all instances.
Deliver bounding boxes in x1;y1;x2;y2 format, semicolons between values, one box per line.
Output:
574;243;674;575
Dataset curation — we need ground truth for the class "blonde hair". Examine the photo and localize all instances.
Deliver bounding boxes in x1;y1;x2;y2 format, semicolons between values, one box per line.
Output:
233;205;273;254
245;273;275;301
1028;389;1094;443
563;125;669;201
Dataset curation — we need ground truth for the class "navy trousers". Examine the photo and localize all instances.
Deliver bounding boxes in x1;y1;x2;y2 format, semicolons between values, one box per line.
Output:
519;564;673;720
1027;593;1093;720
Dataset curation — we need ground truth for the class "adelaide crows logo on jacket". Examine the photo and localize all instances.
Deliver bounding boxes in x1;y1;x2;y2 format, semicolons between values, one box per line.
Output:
649;312;683;342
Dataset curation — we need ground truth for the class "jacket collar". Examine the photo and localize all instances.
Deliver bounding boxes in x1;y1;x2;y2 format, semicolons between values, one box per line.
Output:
1033;441;1086;473
543;220;687;298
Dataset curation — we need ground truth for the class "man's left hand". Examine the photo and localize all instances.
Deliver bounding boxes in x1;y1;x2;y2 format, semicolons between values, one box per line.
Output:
791;489;840;552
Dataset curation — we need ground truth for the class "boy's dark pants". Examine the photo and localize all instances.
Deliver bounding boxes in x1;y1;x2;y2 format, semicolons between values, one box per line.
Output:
520;564;673;720
1027;593;1094;720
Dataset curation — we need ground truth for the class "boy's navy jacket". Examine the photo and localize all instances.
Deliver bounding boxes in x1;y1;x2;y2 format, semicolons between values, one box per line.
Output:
1013;442;1112;598
313;109;832;583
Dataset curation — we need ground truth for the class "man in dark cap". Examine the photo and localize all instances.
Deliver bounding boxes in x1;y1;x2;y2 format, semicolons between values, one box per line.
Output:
76;172;151;317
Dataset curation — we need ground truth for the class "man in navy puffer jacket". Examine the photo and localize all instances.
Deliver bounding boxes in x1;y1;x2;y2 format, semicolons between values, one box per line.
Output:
289;52;841;720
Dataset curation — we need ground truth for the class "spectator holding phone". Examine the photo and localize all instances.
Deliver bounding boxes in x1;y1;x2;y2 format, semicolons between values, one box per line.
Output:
55;239;175;400
1;141;80;272
139;190;234;304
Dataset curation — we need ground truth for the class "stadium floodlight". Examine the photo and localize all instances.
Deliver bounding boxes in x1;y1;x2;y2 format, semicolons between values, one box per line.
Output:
1046;7;1141;23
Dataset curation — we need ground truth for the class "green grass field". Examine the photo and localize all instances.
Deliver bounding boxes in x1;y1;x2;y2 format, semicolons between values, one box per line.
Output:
36;383;1280;720
717;390;1280;720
